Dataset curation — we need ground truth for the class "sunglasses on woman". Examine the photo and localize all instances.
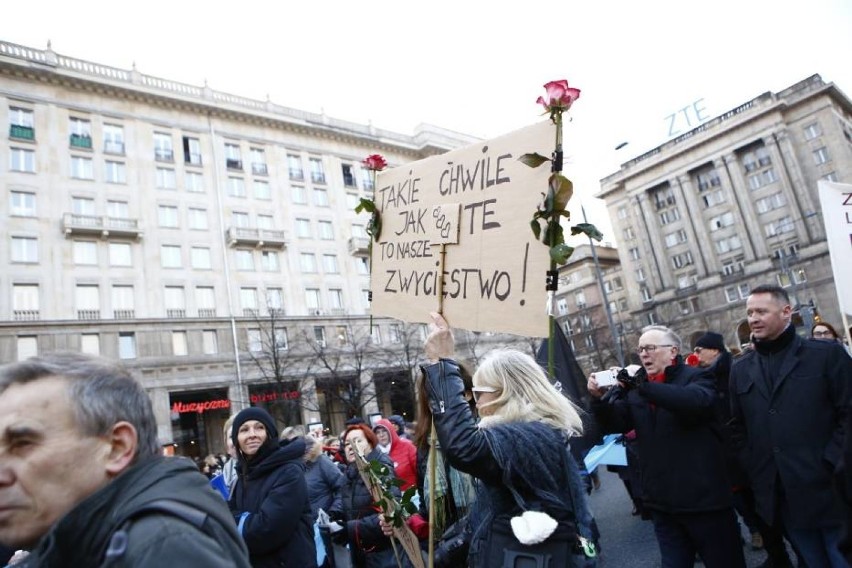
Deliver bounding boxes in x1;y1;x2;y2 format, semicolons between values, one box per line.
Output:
471;385;499;402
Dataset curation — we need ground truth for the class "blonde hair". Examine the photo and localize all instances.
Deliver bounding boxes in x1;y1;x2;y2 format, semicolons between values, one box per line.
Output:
474;348;583;436
303;435;323;462
223;414;236;442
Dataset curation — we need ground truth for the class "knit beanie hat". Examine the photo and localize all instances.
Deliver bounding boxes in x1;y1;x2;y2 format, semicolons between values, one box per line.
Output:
695;331;726;352
231;407;279;462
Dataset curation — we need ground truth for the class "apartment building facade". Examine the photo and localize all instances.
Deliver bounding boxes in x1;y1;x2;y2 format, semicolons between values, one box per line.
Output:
0;40;479;456
598;74;851;350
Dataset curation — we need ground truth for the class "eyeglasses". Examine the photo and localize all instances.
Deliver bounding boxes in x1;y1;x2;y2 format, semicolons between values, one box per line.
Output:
693;347;704;354
812;330;834;338
637;344;674;354
471;385;499;402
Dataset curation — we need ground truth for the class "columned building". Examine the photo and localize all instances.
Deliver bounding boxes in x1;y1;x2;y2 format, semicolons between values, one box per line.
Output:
0;40;479;456
598;74;851;350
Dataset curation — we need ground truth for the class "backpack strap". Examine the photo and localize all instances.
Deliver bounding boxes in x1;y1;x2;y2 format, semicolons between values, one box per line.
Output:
103;499;210;563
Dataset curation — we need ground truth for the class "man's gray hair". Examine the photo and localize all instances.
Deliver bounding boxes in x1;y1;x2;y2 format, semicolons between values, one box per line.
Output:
0;352;160;461
641;325;683;351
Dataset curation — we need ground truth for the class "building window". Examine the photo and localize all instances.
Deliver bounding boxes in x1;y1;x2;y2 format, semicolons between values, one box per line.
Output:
118;332;137;359
389;324;402;343
232;211;249;228
250;148;267;175
274;329;289;351
257;215;273;230
187;207;208;230
227;176;246;197
253;180;271;200
246;329;262;352
182;136;202;165
111;285;135;318
156;167;176;189
314;188;329;207
635;267;646;282
12;284;39;320
154;133;174;162
202;330;218;354
742;146;771;173
190;246;212;269
75;285;100;319
306;289;321;310
288;154;304;181
714;235;743;254
309;157;326;184
702;190;725;208
695;167;721;192
266;288;284;314
73;240;98;265
356;257;369;275
813;147;831;165
352;224;367;239
296;218;311;238
724;287;739;303
235;249;254;270
671;251;694;269
322;254;340;275
17;336;38;361
823;172;838;182
9;107;35;140
709;212;735;231
318;221;334;240
107;242;131;267
803;122;821;140
104;160;126;184
664;229;688;247
629;247;640;261
342;164;357;188
557;298;568;315
241;287;259;316
186;171;204;193
172;331;188;356
677;274;697;289
161;245;182;268
313;326;327;347
158;205;179;228
574;291;586;308
261;250;279;271
659;208;680;225
10;191;36;216
617;206;628;220
361;168;374;191
164;286;186;318
225;143;242;170
9;148;36;172
292;185;308;204
70;156;94;179
370;325;382;345
622;227;635;240
652;187;677;210
80;334;100;356
11;236;38;263
329;289;344;311
747;168;778;190
107;200;129;219
68;117;92;149
301;253;318;273
756;192;787;214
72;196;95;216
196;287;216;316
765;216;795;237
103;124;125;154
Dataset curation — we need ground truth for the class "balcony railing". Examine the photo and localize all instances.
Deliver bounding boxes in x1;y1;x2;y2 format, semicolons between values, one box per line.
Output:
166;309;186;318
348;237;370;255
77;309;101;320
243;308;260;317
104;140;125;154
10;124;34;140
226;158;242;170
251;163;268;176
227;226;287;249
13;310;40;321
155;148;174;162
198;308;216;318
63;213;143;239
70;134;92;149
113;309;135;319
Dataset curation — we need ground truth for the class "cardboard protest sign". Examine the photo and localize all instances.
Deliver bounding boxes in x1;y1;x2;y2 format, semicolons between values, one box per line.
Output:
370;121;553;337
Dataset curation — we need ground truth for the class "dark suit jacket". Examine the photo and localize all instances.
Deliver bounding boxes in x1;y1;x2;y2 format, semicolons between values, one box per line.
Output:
729;334;852;529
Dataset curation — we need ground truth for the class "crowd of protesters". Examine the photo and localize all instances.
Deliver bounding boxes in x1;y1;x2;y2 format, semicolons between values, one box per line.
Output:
1;285;851;568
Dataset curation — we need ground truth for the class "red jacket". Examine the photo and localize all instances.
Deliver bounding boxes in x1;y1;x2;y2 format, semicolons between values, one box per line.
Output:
373;419;418;491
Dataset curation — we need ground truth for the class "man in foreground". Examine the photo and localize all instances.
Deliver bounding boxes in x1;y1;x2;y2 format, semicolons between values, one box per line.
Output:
0;352;250;567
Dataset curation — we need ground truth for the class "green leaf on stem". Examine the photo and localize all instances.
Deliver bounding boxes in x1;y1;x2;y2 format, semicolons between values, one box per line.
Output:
549;174;574;210
530;219;542;241
518;153;551;168
550;243;575;264
355;197;376;214
543;221;564;246
571;223;604;242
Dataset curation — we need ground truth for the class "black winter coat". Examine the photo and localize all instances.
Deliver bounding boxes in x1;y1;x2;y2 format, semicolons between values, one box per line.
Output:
341;449;399;568
305;453;345;518
730;331;852;529
592;362;732;513
229;438;316;568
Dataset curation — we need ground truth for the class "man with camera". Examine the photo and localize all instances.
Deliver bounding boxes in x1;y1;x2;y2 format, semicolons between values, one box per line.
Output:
588;325;745;568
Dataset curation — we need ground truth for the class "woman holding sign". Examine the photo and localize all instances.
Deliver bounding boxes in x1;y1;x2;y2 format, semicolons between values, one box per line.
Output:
420;312;597;567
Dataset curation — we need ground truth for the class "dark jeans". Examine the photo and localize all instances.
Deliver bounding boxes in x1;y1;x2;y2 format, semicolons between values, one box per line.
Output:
732;486;761;533
651;508;746;568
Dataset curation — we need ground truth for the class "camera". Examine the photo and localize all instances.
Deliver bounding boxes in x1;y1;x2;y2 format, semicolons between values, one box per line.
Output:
616;364;645;389
592;369;618;388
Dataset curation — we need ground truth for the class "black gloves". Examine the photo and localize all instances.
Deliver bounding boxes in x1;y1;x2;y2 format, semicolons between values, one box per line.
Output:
617;367;645;390
327;508;345;524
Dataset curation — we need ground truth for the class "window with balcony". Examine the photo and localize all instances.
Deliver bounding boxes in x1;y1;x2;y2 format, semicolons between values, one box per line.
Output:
266;288;284;314
158;205;179;228
318;220;334;240
225;143;242;170
12;284;39;320
202;330;218;354
103;124;125;154
107;200;129;219
153;133;174;162
161;245;182;268
11;236;38;263
742;146;771;173
813;146;831;165
342;164;357;188
235;249;255;270
253;180;271;200
301;253;318;273
191;246;212;269
227;176;246;197
10;191;36;216
182;136;202;165
118;332;137;359
109;242;132;267
9;107;35;140
232;211;249;228
81;334;100;355
69;117;92;149
296;218;311;238
75;284;100;319
73;241;98;265
803;121;821;140
156;167;176;189
104;160;126;184
261;250;280;271
323;254;339;274
186;171;204;193
17;336;38;361
250;148;267;175
196;287;216;317
71;156;94;180
172;331;188;356
310;158;326;184
187;207;208;230
695;167;721;192
652;186;676;210
288;154;304;181
241;287;258;316
257;215;273;230
165;286;186;318
111;285;135;318
10;148;36;172
314;188;329;207
73;196;96;216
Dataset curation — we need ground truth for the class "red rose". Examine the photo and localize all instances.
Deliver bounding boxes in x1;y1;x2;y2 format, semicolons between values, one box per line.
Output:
685;353;700;367
362;154;387;171
536;79;581;113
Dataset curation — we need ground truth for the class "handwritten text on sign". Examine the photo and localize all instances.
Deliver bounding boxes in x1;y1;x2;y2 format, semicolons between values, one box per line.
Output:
369;121;553;337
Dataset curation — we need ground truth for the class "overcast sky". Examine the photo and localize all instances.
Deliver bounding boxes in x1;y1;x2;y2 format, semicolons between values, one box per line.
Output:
3;0;851;245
